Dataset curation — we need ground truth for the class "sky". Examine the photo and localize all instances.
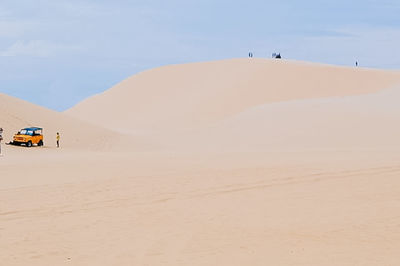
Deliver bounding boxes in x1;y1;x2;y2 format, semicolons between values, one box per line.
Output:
1;0;400;111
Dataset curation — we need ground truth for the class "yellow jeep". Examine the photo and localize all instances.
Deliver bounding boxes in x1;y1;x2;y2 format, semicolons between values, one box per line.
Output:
12;127;44;147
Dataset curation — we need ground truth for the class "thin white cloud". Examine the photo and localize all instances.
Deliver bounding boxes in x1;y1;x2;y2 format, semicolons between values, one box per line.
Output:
0;20;40;38
46;1;119;17
0;40;81;57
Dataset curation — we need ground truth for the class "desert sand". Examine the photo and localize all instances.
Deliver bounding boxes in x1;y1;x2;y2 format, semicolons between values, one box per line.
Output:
1;58;400;265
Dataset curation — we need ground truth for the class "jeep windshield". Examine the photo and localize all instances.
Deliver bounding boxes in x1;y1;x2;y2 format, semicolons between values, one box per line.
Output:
19;129;34;136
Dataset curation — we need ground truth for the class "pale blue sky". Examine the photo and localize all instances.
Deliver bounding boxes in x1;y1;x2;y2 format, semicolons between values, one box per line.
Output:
1;0;400;110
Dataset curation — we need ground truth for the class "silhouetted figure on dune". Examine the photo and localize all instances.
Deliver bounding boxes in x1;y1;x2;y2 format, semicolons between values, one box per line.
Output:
0;127;3;156
272;53;282;59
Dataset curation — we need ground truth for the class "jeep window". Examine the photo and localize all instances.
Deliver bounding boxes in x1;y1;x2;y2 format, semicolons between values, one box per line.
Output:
20;129;33;135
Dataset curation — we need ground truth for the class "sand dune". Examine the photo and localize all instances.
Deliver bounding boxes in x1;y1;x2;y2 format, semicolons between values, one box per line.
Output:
66;58;400;154
0;93;128;151
2;59;400;266
67;58;400;132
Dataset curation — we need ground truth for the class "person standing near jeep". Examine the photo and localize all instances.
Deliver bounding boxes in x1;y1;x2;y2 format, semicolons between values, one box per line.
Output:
56;132;60;148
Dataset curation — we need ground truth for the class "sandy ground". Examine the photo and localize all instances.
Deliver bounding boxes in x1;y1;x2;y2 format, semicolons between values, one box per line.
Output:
1;148;400;266
1;59;400;265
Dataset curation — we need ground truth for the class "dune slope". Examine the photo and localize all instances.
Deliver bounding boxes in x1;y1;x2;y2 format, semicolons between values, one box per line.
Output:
0;93;125;151
66;58;400;132
186;86;400;153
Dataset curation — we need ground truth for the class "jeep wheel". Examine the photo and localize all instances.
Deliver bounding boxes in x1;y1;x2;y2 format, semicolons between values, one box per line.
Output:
26;141;32;147
38;140;43;146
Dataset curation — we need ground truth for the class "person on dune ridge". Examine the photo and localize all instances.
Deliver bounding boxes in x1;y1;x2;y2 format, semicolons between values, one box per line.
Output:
56;132;60;148
0;127;3;156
